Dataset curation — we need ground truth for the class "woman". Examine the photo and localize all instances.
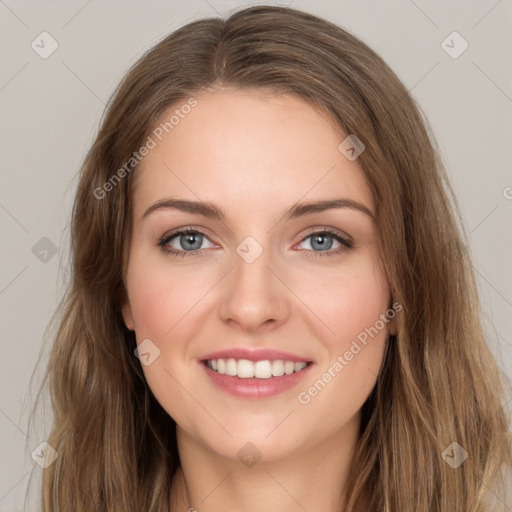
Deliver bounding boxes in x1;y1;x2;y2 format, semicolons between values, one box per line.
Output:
29;4;512;511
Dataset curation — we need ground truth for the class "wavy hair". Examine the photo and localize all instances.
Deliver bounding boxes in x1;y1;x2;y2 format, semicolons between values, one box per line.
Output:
27;5;512;511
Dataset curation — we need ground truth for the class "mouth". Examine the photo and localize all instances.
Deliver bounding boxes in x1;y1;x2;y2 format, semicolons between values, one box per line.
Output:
201;358;313;379
198;350;315;399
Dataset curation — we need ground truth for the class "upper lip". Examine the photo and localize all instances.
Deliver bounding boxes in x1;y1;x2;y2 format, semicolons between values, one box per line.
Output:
199;348;314;363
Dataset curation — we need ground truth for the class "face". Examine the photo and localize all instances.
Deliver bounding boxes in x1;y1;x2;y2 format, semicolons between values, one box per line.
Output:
121;88;395;463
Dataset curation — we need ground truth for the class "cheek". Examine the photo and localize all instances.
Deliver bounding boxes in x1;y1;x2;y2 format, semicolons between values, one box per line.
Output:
125;254;203;422
298;255;390;345
129;275;173;337
294;254;390;400
292;263;389;435
126;250;207;338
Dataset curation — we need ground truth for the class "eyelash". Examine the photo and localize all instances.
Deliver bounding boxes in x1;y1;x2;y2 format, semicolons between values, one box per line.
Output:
157;227;353;258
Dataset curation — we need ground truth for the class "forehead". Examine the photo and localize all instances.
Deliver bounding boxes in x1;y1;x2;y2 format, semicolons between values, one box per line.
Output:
131;89;374;219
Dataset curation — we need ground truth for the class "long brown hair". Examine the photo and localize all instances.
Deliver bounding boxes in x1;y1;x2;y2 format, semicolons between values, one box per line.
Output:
27;5;512;511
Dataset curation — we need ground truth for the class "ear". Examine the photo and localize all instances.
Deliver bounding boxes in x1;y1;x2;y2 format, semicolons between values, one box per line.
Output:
121;302;135;331
120;288;135;331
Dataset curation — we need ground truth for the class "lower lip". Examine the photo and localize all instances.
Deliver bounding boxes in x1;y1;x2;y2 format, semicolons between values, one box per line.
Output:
199;361;314;399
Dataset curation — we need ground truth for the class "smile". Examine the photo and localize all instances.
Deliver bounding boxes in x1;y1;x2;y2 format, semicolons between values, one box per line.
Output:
204;358;311;379
199;358;314;399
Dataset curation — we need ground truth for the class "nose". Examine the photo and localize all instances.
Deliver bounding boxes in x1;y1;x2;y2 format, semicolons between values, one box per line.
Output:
218;240;290;333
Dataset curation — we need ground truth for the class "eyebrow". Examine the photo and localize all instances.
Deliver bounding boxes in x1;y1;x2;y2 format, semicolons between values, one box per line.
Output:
141;197;374;221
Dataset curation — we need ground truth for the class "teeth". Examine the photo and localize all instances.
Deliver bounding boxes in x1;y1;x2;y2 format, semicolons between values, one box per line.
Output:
238;359;255;378
225;358;237;376
272;359;284;376
205;358;310;379
295;362;307;372
254;360;272;379
284;361;295;375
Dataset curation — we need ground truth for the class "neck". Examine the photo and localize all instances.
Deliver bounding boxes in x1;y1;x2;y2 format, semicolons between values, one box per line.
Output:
169;412;361;512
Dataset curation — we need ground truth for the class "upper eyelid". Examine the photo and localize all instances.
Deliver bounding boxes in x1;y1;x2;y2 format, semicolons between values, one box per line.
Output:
299;226;352;243
160;227;216;245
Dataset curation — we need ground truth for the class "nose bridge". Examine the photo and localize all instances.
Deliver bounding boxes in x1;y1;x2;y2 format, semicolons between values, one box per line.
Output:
218;234;288;330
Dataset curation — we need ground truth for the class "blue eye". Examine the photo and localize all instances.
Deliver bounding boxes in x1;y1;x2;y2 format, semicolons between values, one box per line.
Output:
158;229;215;257
158;227;352;258
297;230;352;256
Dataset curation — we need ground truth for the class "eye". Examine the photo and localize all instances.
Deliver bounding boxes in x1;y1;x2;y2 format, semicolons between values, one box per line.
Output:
295;228;352;257
158;228;216;257
158;227;353;258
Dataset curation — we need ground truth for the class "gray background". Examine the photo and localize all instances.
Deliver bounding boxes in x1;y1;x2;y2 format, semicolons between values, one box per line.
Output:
1;0;511;509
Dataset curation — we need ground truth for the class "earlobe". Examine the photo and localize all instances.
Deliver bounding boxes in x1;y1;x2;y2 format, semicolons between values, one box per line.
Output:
121;301;135;331
119;288;135;331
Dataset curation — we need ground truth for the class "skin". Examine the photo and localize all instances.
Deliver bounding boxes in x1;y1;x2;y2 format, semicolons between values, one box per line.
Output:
121;88;395;512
